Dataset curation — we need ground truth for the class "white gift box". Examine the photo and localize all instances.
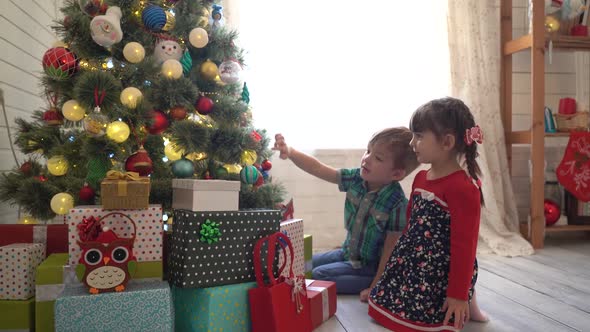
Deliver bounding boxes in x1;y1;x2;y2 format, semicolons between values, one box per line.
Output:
0;243;45;300
278;219;305;278
66;205;163;266
172;179;240;212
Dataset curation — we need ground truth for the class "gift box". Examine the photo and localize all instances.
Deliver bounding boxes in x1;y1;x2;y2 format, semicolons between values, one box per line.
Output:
0;224;68;257
0;297;35;330
0;243;45;300
304;234;313;278
35;253;75;332
54;280;173;332
169;210;281;288
278;219;305;278
66;205;163;266
172;179;240;211
173;282;256;332
306;279;337;329
100;171;150;210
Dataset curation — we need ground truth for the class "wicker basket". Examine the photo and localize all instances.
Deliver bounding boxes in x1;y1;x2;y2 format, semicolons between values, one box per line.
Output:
555;111;589;132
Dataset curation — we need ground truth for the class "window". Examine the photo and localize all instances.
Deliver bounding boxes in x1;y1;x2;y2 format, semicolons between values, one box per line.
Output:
238;1;449;149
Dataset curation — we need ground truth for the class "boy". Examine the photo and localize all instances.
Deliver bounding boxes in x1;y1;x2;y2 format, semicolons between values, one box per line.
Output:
273;127;419;301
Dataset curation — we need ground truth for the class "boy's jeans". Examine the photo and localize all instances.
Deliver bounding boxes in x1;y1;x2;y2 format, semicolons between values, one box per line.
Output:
311;249;378;294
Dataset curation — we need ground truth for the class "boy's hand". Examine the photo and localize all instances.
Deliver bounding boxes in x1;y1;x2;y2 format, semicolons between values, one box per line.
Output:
273;134;290;160
359;288;370;302
442;297;469;330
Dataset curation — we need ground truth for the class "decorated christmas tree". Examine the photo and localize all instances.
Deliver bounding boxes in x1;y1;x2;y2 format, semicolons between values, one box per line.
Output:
0;0;284;221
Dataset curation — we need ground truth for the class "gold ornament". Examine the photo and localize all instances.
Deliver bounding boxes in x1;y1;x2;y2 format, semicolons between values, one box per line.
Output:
186;152;207;161
162;11;175;31
62;99;85;122
161;59;183;79
200;60;218;81
241;149;258;166
224;163;242;174
19;215;37;224
47;155;69;176
106;120;131;143
545;15;560;33
120;87;143;109
164;142;184;161
123;42;146;63
50;192;74;215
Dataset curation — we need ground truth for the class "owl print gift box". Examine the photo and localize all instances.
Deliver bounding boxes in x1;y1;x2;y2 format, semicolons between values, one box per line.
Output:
66;205;164;286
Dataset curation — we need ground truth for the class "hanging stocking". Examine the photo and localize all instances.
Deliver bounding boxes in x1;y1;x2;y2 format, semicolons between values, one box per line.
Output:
556;132;590;202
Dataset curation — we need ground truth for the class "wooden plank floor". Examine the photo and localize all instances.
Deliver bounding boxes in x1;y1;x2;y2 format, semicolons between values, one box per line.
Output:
315;233;590;331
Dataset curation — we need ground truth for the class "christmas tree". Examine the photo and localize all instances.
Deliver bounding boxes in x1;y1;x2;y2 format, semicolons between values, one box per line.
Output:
0;0;284;221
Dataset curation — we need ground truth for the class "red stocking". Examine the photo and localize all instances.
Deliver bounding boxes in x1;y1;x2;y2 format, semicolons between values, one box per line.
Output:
556;132;590;202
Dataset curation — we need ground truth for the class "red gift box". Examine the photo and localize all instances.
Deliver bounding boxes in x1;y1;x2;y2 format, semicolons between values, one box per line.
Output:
0;224;67;256
571;25;589;36
306;279;337;329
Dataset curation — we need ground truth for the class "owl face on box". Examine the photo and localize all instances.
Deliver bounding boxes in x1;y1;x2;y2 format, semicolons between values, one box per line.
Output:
76;228;136;294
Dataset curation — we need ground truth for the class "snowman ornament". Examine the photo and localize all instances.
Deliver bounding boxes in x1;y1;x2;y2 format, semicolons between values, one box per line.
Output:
90;6;123;48
154;39;183;64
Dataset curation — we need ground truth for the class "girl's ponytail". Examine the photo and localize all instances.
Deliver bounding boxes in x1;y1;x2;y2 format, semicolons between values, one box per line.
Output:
465;143;484;205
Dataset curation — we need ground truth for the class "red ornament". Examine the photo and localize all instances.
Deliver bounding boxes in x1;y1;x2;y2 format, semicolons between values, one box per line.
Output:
42;47;79;80
203;171;213;180
169;106;187;120
35;175;48;182
261;159;272;171
43;107;64;126
79;183;96;202
195;96;214;115
147;110;169;135
254;174;264;187
125;146;153;176
20;162;32;175
250;130;262;142
544;199;560;226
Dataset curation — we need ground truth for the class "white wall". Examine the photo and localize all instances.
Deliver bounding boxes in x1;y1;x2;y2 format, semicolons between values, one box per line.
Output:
0;0;62;223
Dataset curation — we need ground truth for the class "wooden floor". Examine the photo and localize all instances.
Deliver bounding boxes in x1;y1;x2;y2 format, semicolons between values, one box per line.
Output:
315;233;590;332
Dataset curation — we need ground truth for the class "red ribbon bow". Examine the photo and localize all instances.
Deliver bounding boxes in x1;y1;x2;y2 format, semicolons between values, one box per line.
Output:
464;125;483;146
77;216;101;241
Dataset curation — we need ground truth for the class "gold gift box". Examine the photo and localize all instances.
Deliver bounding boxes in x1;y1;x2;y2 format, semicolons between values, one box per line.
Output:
100;171;150;210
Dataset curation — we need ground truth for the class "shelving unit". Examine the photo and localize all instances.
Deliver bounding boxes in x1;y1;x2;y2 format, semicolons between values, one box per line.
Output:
501;0;590;249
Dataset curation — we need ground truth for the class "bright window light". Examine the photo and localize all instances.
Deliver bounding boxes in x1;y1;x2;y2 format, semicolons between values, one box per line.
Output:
238;1;449;149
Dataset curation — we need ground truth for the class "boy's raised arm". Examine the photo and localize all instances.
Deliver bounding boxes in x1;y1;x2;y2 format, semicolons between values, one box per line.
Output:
273;133;339;184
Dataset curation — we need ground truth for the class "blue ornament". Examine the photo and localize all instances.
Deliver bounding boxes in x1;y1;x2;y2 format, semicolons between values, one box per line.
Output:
261;170;269;180
240;165;259;184
142;5;166;32
172;158;194;178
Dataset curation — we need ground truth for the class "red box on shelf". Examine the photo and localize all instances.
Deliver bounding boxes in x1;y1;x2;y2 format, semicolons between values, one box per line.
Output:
0;224;68;256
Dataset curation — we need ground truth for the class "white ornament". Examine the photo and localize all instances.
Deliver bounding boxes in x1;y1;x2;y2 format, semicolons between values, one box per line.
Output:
161;59;183;79
189;28;209;48
123;42;146;63
90;6;123;47
154;40;182;64
219;60;242;84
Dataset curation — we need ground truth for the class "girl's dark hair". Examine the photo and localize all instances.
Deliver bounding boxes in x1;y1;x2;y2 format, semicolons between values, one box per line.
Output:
409;97;484;205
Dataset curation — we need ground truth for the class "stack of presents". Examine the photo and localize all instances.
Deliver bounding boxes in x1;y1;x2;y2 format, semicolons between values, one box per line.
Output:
0;174;334;331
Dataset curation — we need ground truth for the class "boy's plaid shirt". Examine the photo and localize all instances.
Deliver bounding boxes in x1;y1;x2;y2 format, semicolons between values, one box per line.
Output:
338;168;407;267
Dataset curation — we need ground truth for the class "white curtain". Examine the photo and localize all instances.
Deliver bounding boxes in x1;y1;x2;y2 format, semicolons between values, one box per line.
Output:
447;0;534;256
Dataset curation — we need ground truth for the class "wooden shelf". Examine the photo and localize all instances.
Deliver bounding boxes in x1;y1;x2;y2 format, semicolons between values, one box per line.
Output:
548;35;590;50
545;132;571;137
545;224;590;232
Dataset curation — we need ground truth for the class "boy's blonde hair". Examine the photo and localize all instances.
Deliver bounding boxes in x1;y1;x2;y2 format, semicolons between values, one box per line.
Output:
369;127;419;176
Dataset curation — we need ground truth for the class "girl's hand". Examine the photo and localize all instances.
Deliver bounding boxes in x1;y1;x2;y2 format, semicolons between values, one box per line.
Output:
273;134;291;160
442;297;469;330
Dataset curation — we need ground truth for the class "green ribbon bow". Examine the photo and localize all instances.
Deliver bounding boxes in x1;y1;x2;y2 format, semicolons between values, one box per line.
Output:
199;219;221;244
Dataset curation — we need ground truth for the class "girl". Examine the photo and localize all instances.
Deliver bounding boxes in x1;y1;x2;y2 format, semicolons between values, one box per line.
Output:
368;97;483;331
